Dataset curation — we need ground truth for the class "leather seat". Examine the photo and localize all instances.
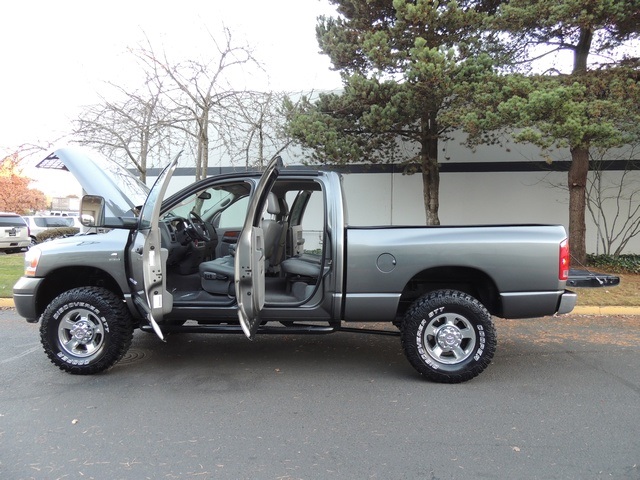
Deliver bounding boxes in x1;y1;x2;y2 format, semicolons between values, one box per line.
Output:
199;255;235;295
199;193;284;295
281;254;322;278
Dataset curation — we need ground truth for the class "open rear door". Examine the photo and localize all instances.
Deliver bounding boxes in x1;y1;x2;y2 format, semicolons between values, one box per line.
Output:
235;155;283;339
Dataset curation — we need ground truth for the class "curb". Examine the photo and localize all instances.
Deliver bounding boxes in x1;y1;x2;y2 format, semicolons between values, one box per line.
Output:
571;306;640;316
0;298;14;308
1;297;640;315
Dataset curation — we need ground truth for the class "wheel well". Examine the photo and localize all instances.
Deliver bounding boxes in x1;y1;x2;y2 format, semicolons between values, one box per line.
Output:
397;266;501;318
35;267;124;318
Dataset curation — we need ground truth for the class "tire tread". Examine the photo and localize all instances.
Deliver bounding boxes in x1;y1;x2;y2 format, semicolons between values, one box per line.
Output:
401;289;497;383
40;287;133;375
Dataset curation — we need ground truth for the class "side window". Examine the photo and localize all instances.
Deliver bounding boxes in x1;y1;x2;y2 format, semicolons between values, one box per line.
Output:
217;196;249;229
286;185;325;256
299;191;324;254
166;182;251;228
44;217;74;228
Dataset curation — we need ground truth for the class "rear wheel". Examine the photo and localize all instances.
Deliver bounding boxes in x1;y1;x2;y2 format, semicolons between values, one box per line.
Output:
40;287;134;374
401;289;496;383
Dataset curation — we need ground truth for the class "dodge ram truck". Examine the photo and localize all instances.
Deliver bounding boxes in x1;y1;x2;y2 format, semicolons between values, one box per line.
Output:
14;147;583;383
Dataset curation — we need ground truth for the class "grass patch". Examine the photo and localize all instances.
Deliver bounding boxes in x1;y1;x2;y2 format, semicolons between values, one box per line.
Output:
575;255;640;307
0;253;24;298
575;273;640;307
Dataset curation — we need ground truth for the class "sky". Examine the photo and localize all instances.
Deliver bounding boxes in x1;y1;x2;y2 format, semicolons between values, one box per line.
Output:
0;0;343;195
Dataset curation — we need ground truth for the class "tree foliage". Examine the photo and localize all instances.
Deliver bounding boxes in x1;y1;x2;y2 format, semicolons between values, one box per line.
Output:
0;154;47;214
286;0;502;225
73;73;175;183
133;28;259;180
73;28;290;183
222;90;291;169
459;0;640;264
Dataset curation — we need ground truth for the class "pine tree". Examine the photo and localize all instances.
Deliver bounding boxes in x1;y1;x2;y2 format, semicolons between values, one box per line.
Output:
473;0;640;265
286;0;501;225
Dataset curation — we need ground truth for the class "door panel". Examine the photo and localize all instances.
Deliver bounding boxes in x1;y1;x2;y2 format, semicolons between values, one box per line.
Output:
129;154;180;340
235;155;282;339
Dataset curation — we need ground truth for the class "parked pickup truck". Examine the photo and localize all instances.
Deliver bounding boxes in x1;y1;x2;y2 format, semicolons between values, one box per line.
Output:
13;147;595;383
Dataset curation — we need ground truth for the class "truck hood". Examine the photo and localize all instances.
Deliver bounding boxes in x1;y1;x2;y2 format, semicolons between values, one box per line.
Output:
37;147;150;219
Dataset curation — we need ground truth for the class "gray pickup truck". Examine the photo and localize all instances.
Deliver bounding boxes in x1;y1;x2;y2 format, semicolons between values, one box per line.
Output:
14;147;584;383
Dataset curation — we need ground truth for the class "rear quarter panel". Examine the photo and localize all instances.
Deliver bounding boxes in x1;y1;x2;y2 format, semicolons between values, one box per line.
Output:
344;224;568;319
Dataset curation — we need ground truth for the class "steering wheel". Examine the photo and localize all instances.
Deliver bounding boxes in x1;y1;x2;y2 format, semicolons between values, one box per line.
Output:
185;211;211;242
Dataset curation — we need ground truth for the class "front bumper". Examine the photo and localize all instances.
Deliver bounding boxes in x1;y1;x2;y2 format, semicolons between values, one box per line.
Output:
12;276;45;323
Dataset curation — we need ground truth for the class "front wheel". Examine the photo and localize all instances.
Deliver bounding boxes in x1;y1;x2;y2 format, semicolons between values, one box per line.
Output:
40;287;134;375
401;289;496;383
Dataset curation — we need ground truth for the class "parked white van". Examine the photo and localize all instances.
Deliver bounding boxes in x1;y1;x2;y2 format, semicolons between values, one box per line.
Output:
24;216;82;245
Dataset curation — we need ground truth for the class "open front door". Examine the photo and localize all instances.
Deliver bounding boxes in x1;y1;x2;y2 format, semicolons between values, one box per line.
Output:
129;154;180;341
235;155;283;339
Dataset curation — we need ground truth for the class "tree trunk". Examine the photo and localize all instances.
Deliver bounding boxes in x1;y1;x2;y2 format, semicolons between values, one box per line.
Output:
566;27;593;266
421;156;440;225
568;146;589;266
201;106;210;179
573;29;592;74
195;107;210;181
421;112;440;225
139;129;148;183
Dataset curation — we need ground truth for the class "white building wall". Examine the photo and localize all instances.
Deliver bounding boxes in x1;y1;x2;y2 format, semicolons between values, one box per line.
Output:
154;168;640;255
144;132;640;255
342;171;569;226
341;169;640;255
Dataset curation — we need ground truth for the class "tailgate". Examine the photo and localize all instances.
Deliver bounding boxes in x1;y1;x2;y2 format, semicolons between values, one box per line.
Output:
567;269;621;288
2;227;25;238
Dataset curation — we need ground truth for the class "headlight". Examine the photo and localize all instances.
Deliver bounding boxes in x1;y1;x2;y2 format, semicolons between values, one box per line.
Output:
24;247;41;277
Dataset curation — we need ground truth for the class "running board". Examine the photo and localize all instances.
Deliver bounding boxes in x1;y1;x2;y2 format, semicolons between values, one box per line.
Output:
140;323;400;337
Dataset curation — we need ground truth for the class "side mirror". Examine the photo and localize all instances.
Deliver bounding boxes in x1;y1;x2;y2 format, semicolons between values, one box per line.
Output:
81;195;106;227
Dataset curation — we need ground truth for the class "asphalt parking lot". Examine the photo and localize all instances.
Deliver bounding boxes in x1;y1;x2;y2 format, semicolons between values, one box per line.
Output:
1;308;639;480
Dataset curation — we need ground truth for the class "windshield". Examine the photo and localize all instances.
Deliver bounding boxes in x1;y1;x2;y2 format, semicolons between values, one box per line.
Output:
162;182;252;225
139;162;175;229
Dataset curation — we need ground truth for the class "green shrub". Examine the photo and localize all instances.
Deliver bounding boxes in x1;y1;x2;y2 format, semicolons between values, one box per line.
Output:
35;227;80;244
586;254;640;274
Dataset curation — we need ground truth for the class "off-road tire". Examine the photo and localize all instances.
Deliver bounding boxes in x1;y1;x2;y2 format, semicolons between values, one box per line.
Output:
401;289;496;383
40;287;134;375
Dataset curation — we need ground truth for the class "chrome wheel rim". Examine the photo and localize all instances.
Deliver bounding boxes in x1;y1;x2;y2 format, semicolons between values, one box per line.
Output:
57;308;106;358
421;312;477;365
